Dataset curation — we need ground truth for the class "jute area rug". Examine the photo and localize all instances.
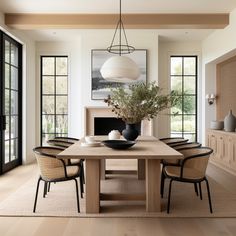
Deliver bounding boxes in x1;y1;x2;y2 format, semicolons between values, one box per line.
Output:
0;171;236;218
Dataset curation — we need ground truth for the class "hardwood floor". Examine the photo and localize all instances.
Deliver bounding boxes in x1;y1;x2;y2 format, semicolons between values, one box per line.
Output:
0;162;236;236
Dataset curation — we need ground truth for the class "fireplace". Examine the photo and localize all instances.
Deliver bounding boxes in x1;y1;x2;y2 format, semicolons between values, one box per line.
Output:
85;107;152;136
94;117;141;135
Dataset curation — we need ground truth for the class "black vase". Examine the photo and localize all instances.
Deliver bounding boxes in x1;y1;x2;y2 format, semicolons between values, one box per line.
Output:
122;123;139;141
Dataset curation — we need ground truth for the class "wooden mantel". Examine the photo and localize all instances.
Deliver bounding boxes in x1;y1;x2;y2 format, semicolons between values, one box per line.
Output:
5;13;229;29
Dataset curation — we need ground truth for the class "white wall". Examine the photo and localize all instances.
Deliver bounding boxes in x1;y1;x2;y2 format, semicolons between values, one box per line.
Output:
202;8;236;143
158;41;202;139
0;12;36;164
36;29;159;140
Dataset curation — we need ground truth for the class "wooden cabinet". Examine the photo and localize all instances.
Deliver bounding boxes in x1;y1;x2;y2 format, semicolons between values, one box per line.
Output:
206;130;236;175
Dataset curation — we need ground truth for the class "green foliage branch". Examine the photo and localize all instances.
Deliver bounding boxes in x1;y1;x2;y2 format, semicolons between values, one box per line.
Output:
104;82;181;124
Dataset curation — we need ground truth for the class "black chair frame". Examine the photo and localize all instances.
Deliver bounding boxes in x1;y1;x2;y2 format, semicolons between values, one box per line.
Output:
33;146;83;213
162;147;213;213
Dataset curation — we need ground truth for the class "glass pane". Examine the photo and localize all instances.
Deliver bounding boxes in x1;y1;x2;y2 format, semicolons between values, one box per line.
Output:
42;57;55;75
43;76;54;94
5;40;10;63
4;89;10;115
56;76;67;94
184;115;196;133
183;133;196;142
56;96;67;114
184;57;196;75
171;96;182;114
171;133;183;138
184;76;196;94
171;57;182;75
11;44;18;66
5;140;10;164
183;96;196;114
5;64;10;88
42;96;54;114
11;67;18;90
42;115;55;133
171;115;182;134
10;139;18;161
42;133;56;145
11;91;18;115
11;116;18;139
56;57;67;75
55;133;67;137
171;76;182;93
5;116;10;140
56;115;68;133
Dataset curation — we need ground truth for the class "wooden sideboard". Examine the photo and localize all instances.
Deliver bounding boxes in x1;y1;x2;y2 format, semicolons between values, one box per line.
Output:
206;129;236;175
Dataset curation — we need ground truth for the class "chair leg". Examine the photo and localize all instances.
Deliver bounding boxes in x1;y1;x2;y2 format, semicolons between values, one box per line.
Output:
205;178;213;213
48;182;51;193
160;170;165;198
33;177;41;213
82;162;85;184
167;179;173;214
74;179;80;213
43;181;47;198
79;175;84;199
194;183;199;196
199;182;202;200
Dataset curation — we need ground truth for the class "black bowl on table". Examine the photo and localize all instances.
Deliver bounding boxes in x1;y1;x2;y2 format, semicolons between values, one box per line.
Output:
102;140;136;150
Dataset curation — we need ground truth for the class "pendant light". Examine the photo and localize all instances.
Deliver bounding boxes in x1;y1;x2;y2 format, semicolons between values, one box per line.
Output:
100;0;140;82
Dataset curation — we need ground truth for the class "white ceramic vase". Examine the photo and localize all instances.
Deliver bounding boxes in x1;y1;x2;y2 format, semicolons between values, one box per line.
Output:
224;110;236;132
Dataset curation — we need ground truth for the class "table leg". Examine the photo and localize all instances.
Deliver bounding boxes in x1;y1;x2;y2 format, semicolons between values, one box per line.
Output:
86;159;100;213
100;159;106;180
138;159;145;180
145;159;161;212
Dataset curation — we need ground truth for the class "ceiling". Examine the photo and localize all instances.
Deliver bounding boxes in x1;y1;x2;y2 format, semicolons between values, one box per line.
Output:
1;0;235;42
0;0;236;14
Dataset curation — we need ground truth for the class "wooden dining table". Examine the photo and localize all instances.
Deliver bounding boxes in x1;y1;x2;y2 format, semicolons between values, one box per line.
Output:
57;136;183;214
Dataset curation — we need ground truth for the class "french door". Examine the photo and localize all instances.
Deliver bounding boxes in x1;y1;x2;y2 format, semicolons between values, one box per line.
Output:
0;32;22;174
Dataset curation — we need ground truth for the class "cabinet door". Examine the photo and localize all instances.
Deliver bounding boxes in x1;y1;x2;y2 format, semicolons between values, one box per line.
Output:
207;132;217;159
229;137;236;170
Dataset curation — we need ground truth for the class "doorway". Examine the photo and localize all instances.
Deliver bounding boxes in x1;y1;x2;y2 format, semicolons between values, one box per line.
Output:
0;32;22;174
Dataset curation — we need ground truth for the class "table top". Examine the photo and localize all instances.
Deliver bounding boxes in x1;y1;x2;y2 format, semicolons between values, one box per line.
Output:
57;136;183;160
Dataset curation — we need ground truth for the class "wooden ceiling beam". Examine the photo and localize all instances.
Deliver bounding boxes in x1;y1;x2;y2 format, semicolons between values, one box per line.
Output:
5;13;229;29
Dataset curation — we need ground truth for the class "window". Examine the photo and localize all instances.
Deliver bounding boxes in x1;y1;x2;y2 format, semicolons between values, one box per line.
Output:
40;56;68;145
170;56;197;141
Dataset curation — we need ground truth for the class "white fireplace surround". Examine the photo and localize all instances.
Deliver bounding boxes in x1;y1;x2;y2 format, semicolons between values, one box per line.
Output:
84;107;153;136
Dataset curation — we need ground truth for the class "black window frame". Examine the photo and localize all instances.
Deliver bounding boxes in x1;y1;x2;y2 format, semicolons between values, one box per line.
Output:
170;55;198;141
40;55;69;145
0;31;22;174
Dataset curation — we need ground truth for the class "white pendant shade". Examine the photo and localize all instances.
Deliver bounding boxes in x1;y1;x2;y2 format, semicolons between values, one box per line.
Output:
100;56;140;83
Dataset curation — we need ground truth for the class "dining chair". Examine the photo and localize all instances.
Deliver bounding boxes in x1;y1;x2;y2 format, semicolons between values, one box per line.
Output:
161;143;202;197
47;137;85;186
33;146;83;213
160;137;189;147
162;147;213;213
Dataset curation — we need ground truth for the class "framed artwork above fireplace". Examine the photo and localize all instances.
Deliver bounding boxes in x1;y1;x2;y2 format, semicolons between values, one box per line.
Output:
91;49;147;100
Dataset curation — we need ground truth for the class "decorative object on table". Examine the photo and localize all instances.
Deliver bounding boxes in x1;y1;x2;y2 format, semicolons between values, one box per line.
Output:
81;142;102;147
122;123;140;141
224;110;236;132
104;82;180;141
100;0;140;83
108;130;121;140
206;93;216;105
210;120;224;130
85;136;96;143
91;49;147;100
102;140;136;150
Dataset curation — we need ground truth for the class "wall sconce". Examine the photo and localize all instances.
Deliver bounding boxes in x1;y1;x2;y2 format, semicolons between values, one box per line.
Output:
206;94;216;105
